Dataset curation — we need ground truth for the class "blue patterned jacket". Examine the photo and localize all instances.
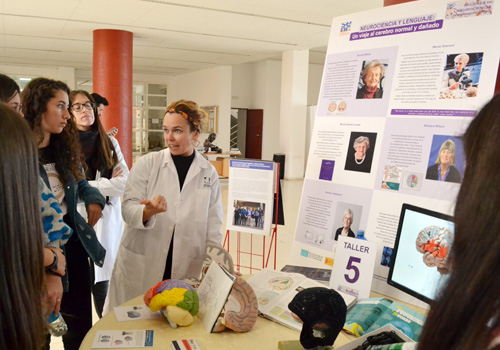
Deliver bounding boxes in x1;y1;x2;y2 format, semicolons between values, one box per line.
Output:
39;164;106;290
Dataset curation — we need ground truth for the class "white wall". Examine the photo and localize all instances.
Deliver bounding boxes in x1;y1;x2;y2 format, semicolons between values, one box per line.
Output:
231;62;255;108
308;63;324;106
231;60;282;160
256;60;282;161
75;69;173;90
0;64;74;88
305;105;317;168
231;59;322;163
133;73;173;86
169;66;232;152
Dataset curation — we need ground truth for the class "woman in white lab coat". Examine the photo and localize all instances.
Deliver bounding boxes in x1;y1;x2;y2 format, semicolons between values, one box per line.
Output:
70;90;129;318
105;100;223;312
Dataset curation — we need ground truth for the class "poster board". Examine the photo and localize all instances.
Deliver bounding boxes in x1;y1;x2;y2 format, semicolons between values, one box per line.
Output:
290;0;499;306
226;159;276;235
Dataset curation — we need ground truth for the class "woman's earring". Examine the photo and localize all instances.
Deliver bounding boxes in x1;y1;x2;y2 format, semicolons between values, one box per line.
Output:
193;140;200;148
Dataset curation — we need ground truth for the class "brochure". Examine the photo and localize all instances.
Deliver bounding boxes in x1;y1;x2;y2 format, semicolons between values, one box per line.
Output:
343;298;426;341
196;261;235;333
91;330;154;348
280;264;331;284
247;269;357;331
113;304;161;322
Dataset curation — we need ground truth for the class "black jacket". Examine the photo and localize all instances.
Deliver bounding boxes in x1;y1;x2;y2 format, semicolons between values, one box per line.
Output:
425;164;461;183
356;86;384;99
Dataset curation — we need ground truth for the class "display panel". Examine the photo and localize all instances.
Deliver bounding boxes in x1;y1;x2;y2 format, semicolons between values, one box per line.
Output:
387;203;454;303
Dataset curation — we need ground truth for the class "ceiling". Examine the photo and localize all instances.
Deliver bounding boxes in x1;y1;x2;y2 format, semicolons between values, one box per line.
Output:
0;0;383;77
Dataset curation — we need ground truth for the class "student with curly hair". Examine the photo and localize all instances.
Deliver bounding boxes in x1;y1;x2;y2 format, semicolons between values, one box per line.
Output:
105;100;223;312
0;73;71;321
22;78;106;350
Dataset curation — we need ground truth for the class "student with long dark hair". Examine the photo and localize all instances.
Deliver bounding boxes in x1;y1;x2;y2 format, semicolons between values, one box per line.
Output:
0;73;23;116
0;74;71;319
70;90;129;318
22;78;106;350
418;94;500;350
0;105;44;350
91;92;108;118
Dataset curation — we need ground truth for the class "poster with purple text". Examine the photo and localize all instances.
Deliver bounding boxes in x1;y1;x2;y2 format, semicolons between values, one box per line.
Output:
291;0;499;308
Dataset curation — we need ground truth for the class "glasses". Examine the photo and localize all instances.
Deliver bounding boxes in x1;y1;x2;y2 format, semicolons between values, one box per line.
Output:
71;101;95;112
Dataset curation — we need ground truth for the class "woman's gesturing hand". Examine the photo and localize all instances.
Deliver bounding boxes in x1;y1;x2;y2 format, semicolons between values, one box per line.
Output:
141;195;167;223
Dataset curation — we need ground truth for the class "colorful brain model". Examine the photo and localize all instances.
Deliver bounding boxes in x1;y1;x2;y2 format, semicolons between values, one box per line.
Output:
416;225;454;273
143;279;199;326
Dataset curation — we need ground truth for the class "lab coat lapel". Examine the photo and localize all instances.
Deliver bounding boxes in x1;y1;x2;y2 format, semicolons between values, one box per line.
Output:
164;150;181;193
182;152;202;191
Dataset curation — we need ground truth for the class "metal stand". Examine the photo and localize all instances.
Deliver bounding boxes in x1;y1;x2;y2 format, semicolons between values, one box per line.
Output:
223;163;280;272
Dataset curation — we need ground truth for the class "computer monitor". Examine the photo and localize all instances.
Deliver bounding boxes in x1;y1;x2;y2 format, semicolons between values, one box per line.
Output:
387;203;455;304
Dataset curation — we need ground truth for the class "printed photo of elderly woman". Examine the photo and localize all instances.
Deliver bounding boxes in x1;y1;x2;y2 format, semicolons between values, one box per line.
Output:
344;132;378;173
425;137;463;184
356;60;387;99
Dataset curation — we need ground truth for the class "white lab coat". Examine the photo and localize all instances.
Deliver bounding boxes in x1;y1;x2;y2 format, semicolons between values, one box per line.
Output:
77;136;129;282
104;149;223;313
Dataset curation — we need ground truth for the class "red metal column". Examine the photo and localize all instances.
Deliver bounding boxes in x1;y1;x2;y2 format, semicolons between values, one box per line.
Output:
93;29;133;166
383;0;416;5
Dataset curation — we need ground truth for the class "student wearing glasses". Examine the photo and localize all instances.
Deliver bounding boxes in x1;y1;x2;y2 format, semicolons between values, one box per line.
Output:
69;90;129;319
21;78;106;350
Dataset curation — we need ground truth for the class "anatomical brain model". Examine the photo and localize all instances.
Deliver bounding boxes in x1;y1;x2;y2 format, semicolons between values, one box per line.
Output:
416;225;454;274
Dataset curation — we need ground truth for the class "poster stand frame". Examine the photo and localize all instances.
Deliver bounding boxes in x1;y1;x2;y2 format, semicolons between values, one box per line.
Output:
223;163;280;273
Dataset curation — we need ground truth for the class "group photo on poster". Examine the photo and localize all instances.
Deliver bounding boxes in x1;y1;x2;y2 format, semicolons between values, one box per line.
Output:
231;201;265;230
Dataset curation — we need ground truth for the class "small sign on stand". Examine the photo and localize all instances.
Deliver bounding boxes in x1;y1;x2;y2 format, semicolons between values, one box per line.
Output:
329;236;378;299
224;159;281;273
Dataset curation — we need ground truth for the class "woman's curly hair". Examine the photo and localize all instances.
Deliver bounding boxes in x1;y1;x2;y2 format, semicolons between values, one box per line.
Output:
21;77;85;181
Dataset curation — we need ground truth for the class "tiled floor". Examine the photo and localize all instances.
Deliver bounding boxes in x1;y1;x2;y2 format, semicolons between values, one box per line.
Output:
50;178;304;349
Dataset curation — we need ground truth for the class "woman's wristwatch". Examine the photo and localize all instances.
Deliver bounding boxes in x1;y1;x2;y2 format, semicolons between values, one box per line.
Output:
46;248;59;272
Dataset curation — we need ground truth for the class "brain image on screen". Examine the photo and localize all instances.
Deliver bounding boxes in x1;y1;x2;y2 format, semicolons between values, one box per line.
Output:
416;226;454;274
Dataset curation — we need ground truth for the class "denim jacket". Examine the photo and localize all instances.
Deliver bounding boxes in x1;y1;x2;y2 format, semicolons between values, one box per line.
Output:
39;164;106;290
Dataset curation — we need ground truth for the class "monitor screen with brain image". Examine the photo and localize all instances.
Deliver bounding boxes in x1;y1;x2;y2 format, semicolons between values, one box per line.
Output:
388;203;454;304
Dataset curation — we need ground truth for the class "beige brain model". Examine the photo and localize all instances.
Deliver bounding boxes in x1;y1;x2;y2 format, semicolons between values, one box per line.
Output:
416;225;454;274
